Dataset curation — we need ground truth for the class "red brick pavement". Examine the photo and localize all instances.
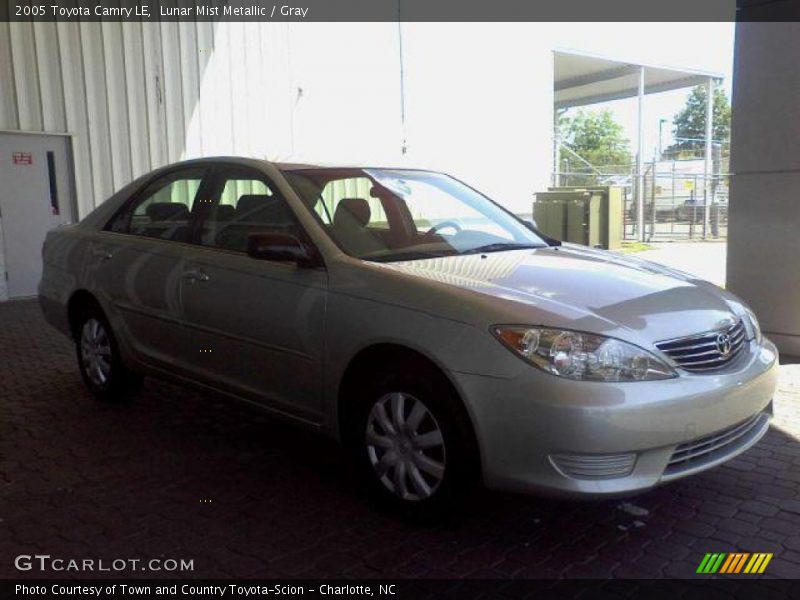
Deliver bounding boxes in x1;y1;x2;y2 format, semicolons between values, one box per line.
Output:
1;299;799;580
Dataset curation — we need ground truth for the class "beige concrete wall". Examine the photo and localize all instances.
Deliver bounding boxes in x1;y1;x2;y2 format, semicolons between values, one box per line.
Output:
0;21;558;218
0;22;405;217
727;21;800;357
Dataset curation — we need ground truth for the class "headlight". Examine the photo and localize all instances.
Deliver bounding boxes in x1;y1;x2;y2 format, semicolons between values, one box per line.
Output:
742;307;762;343
492;326;677;382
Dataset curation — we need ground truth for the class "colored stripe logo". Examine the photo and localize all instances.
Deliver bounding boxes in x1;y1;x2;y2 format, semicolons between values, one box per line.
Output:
697;552;773;574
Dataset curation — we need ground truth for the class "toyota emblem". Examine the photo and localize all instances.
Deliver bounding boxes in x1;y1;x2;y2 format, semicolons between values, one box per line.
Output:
716;332;732;356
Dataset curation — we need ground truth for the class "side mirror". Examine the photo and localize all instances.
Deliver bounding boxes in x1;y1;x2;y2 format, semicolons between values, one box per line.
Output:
246;232;319;268
523;218;538;231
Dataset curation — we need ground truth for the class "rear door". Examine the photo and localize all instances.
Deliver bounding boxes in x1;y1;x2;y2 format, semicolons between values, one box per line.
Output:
180;164;328;422
87;166;210;372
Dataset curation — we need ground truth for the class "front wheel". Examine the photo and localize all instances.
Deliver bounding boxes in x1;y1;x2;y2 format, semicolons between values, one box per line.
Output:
366;392;447;502
349;367;479;518
75;305;141;402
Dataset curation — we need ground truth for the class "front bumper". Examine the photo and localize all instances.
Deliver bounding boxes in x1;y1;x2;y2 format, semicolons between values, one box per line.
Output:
452;338;779;497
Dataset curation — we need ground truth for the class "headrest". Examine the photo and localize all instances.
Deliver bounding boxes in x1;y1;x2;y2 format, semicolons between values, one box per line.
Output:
333;198;371;228
146;202;189;221
216;204;235;221
235;194;295;224
236;194;273;214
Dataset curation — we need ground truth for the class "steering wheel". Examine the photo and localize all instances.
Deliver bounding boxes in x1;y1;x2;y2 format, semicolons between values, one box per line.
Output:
425;220;462;237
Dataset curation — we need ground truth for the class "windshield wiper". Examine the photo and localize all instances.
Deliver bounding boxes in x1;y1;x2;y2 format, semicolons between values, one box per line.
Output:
366;250;456;263
366;243;545;263
464;242;546;255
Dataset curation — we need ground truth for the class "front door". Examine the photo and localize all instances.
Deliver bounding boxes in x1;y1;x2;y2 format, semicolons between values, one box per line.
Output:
0;133;76;298
180;165;328;423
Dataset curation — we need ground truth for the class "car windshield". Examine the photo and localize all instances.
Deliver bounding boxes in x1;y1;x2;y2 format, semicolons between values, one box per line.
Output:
283;168;547;262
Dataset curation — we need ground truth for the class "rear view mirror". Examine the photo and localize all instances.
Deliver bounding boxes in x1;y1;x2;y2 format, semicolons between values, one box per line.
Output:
522;217;560;246
523;218;538;231
246;232;319;268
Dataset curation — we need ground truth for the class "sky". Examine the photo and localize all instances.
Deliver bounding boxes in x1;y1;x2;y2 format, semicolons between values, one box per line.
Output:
556;22;736;162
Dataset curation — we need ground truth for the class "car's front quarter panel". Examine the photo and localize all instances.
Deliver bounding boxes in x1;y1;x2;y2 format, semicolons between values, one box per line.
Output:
322;259;530;437
322;254;779;498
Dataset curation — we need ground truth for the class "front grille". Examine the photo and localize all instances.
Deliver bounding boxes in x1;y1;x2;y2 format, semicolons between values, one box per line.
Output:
663;412;769;479
549;452;636;480
655;319;746;372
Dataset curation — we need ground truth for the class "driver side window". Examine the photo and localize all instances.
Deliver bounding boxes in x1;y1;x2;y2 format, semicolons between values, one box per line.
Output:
199;168;303;253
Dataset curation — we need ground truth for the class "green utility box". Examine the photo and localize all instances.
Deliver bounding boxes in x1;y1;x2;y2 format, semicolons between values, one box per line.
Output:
533;185;623;250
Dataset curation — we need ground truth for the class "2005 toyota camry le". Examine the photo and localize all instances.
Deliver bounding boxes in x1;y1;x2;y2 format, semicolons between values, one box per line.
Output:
39;157;778;515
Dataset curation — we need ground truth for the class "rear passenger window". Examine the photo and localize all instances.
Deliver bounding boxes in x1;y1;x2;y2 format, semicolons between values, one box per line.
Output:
106;170;204;242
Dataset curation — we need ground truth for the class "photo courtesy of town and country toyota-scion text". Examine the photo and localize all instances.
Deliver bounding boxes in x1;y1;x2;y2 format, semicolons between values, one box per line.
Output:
14;583;393;597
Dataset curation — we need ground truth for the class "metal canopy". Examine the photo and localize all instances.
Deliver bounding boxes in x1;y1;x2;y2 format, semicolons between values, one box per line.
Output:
554;49;723;109
553;49;724;242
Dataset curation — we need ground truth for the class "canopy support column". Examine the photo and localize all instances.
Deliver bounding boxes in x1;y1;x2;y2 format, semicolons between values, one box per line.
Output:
636;66;645;242
553;109;561;186
703;77;714;239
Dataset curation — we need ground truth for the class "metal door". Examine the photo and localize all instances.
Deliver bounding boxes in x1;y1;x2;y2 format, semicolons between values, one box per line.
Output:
0;133;76;298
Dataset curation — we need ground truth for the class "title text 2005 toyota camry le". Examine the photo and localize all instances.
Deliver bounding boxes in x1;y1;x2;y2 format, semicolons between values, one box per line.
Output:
39;157;778;515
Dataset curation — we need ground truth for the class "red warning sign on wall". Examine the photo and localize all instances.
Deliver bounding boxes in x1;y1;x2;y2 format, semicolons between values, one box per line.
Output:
12;152;33;165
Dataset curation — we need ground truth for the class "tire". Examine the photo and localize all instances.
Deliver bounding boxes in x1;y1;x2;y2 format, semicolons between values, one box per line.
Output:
74;303;141;402
346;362;479;519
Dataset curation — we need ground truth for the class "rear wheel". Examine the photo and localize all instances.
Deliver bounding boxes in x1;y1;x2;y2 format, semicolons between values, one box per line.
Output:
75;304;141;402
348;364;479;518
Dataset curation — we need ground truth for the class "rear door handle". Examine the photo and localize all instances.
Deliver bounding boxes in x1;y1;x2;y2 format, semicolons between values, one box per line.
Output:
183;269;210;282
91;247;113;260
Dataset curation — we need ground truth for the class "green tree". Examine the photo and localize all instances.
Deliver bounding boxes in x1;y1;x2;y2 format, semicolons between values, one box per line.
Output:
665;84;731;159
557;109;633;169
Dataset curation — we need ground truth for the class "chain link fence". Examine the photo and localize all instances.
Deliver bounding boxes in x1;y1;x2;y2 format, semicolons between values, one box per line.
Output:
552;158;729;241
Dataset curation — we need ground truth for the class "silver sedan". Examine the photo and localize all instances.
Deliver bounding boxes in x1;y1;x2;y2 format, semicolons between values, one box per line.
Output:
39;157;778;516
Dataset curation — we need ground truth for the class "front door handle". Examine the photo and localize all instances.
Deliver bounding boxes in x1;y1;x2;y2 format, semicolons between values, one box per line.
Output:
183;269;210;282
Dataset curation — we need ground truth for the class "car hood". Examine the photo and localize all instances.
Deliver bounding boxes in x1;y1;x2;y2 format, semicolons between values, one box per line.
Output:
379;244;740;343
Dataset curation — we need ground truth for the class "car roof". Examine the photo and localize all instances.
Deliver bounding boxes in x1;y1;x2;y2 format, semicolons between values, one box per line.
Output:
155;156;427;173
148;156;312;169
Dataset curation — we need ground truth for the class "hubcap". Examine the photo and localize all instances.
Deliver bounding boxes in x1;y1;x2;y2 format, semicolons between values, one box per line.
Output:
365;392;446;501
80;318;112;387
